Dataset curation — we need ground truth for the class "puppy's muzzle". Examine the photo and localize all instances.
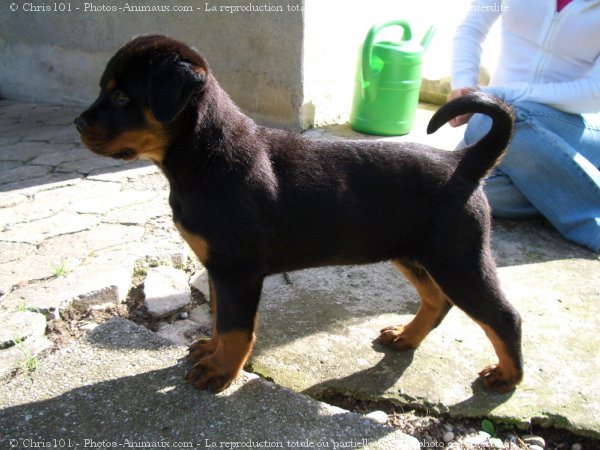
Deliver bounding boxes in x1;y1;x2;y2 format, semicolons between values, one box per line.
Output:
74;116;88;133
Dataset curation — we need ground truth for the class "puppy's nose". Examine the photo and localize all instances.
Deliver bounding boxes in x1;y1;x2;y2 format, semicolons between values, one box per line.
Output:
74;116;88;133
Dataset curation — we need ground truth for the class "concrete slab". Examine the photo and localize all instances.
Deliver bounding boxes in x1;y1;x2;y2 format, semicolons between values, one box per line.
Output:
1;99;598;446
0;318;418;450
0;172;83;195
251;219;600;438
0;310;46;349
0;141;74;162
0;334;52;378
3;246;139;317
0;211;101;245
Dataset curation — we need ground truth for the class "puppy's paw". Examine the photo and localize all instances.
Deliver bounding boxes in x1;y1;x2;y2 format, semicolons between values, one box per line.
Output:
189;336;218;364
379;325;420;351
186;356;236;393
479;364;522;393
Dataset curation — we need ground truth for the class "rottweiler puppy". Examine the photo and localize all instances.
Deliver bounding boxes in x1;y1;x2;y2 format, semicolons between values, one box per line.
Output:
75;35;523;394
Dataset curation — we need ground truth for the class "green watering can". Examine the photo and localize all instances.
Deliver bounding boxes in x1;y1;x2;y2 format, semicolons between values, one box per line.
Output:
350;21;436;136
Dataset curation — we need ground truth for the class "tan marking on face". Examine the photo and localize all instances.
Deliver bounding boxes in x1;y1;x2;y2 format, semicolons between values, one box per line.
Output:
101;129;167;162
106;79;117;91
195;67;207;78
97;108;169;163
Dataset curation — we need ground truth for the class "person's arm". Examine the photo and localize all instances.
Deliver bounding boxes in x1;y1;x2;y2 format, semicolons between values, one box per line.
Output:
481;58;600;114
449;0;501;126
451;0;501;90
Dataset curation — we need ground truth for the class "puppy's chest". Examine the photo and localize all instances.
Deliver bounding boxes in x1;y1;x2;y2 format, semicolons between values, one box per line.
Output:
168;191;205;231
168;191;184;222
168;192;211;265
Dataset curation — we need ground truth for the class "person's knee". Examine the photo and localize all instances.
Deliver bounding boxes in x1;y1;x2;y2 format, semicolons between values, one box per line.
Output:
484;171;540;219
464;102;542;147
512;101;545;117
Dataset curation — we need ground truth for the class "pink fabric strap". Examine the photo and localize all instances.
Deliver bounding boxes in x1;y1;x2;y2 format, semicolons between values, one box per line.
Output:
557;0;574;12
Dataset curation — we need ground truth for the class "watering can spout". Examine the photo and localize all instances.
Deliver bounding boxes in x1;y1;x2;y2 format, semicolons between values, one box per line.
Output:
420;25;436;50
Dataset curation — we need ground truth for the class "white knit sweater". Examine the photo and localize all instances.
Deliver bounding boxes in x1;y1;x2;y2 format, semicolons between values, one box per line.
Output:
451;0;600;114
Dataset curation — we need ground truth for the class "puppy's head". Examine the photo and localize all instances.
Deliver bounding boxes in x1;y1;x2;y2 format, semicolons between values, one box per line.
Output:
75;35;207;163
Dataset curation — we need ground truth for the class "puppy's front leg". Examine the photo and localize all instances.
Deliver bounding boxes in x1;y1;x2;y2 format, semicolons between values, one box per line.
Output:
187;272;263;392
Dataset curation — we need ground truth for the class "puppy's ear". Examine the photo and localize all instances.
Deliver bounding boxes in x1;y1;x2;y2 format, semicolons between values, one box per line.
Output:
148;55;206;123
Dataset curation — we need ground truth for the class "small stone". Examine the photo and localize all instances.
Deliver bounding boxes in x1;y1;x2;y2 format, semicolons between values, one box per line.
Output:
143;266;191;318
179;311;189;319
465;432;490;446
79;322;98;332
190;268;210;299
523;435;545;448
571;444;582;450
365;410;387;425
190;304;212;328
155;320;200;346
89;302;118;312
443;431;454;443
489;438;504;449
443;423;454;432
170;248;189;267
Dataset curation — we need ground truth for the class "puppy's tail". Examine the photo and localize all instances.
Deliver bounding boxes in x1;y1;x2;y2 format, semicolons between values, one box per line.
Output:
427;92;514;183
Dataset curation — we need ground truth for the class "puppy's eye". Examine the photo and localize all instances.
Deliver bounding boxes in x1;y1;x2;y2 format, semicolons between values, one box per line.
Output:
110;90;130;107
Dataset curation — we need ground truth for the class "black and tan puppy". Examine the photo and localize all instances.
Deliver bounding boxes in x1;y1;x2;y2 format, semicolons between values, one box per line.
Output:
75;35;523;394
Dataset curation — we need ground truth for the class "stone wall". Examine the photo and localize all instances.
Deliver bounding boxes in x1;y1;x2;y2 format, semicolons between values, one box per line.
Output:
0;0;496;129
0;0;304;129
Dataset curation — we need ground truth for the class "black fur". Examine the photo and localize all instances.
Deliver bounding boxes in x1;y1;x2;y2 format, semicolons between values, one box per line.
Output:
75;35;523;394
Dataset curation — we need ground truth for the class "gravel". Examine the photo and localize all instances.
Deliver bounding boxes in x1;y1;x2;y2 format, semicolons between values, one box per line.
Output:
319;393;600;450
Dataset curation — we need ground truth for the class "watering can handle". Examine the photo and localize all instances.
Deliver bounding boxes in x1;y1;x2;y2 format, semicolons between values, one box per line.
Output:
362;20;412;99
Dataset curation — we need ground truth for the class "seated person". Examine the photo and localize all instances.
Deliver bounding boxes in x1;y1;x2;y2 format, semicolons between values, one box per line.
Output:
448;0;600;252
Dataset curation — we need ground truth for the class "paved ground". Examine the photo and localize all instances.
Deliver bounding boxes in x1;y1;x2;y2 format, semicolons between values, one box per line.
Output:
0;318;416;450
1;99;599;448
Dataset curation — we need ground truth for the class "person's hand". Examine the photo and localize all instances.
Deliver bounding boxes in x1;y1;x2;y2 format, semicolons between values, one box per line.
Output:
447;87;479;127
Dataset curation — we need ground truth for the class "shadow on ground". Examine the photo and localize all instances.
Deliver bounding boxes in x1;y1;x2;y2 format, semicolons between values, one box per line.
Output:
251;219;600;438
0;319;417;449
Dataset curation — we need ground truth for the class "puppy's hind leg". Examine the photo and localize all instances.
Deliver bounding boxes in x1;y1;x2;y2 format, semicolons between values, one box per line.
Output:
380;260;453;351
423;251;523;393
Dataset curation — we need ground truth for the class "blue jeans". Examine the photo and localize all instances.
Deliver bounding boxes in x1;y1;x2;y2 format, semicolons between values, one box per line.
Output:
464;101;600;252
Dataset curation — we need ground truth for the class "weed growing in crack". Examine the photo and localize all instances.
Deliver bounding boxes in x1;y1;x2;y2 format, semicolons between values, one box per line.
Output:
12;336;37;373
51;257;69;278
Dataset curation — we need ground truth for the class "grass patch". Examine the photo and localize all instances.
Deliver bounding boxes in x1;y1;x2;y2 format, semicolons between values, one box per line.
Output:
12;336;37;373
51;257;69;278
